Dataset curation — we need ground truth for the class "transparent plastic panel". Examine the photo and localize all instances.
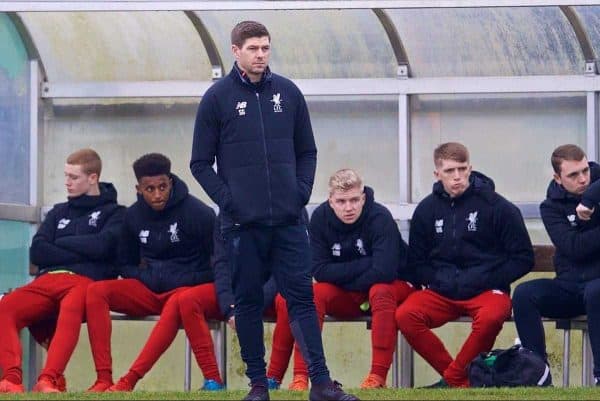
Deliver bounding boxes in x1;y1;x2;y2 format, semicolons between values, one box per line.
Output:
411;93;586;203
42;95;398;207
198;10;396;78
307;96;398;203
0;13;30;204
20;12;212;82
574;6;600;62
42;99;202;207
387;7;582;77
0;220;33;294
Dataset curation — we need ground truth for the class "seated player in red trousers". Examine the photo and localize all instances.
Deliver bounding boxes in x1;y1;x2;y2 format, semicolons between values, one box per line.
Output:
396;142;534;388
281;168;415;390
0;148;125;393
213;212;309;390
85;153;220;392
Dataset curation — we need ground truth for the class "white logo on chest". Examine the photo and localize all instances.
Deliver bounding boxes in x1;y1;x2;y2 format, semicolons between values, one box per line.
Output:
467;211;478;232
169;222;180;243
331;243;341;257
236;101;247;116
355;238;367;256
435;219;444;234
271;93;283;112
567;214;577;227
88;211;101;227
57;218;70;229
139;230;149;244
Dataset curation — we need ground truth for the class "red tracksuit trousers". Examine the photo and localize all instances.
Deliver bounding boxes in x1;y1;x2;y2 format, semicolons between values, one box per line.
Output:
85;279;223;386
0;273;92;384
285;280;414;379
395;289;512;387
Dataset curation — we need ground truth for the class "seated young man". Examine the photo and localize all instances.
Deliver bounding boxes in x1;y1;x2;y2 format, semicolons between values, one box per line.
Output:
513;144;600;385
280;168;415;390
85;153;220;392
213;213;299;390
0;148;125;393
396;142;534;388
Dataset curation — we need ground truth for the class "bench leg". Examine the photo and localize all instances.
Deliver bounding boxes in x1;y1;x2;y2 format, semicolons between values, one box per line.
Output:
563;329;570;387
27;332;41;391
184;336;192;391
582;330;594;386
392;344;398;388
399;334;413;388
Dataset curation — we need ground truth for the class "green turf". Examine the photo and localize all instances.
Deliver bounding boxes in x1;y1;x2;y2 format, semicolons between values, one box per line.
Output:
2;387;600;400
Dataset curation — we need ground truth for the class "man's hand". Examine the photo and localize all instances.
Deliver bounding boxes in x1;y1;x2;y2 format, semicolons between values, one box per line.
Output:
227;315;236;331
576;203;595;221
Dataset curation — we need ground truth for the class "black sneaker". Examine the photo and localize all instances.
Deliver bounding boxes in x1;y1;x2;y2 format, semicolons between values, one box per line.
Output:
309;380;359;401
243;382;269;401
420;378;449;388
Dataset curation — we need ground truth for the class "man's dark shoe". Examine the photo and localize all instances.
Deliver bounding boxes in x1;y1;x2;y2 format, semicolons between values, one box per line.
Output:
309;380;359;401
421;378;449;388
243;382;269;401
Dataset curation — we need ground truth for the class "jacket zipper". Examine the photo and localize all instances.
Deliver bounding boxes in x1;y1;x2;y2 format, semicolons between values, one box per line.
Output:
256;92;273;223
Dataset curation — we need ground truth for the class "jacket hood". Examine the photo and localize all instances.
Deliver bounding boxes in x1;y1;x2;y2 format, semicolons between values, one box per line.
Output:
546;161;600;201
136;173;189;215
67;182;118;209
433;170;496;203
326;186;375;233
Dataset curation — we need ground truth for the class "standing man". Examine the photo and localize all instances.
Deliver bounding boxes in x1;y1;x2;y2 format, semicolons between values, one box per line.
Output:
191;20;357;401
396;142;534;388
0;148;125;393
513;144;600;385
85;153;221;392
280;168;415;390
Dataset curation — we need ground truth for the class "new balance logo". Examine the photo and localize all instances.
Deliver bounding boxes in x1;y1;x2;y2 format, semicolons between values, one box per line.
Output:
332;243;341;257
236;101;247;116
57;219;70;229
139;230;150;244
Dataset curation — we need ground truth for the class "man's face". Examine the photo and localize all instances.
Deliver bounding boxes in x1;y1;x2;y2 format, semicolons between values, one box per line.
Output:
328;187;366;225
555;158;590;195
232;36;270;82
64;163;97;197
136;175;172;211
434;159;472;198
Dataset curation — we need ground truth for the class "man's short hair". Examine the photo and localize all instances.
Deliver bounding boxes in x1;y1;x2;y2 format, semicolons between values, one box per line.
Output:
133;153;171;181
66;148;102;176
434;142;470;168
231;20;270;48
328;168;364;196
551;144;587;174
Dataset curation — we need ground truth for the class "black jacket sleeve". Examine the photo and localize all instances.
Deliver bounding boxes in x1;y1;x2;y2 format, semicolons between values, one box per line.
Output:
485;202;534;289
311;218;371;286
541;199;600;261
581;178;600;210
293;92;317;205
30;207;86;267
212;221;235;320
116;217;142;278
54;206;125;261
190;94;232;211
408;203;436;287
341;215;400;292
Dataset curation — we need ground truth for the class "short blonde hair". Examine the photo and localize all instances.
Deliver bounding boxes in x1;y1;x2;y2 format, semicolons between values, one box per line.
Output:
328;168;364;196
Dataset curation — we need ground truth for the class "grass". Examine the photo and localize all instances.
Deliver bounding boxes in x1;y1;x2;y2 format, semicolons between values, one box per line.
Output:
2;387;600;400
